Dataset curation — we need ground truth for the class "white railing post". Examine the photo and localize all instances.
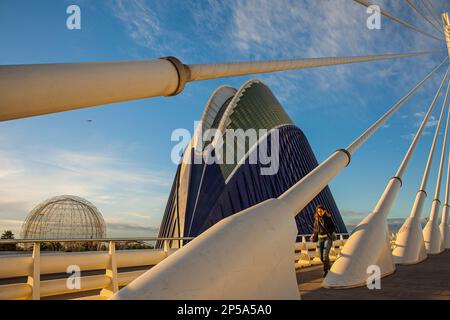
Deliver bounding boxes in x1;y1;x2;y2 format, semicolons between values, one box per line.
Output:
101;241;118;298
27;242;40;300
163;239;169;257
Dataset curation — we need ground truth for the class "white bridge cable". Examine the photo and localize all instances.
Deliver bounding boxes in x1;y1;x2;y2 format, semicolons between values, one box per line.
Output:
443;131;450;207
279;58;447;213
397;70;449;179
420;81;450;191
188;50;444;81
405;0;445;36
426;0;440;17
346;57;448;155
353;0;443;41
432;82;450;200
420;0;444;28
322;63;447;290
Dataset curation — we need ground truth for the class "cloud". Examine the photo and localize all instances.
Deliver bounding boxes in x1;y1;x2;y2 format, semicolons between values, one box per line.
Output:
108;0;446;109
110;0;162;50
401;133;416;140
425;115;439;128
0;219;24;236
0;145;172;236
339;209;370;226
180;0;447;120
340;209;427;232
414;112;425;118
106;221;159;233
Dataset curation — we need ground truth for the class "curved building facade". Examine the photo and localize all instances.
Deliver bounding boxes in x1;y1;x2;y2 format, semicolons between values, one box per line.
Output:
158;80;346;247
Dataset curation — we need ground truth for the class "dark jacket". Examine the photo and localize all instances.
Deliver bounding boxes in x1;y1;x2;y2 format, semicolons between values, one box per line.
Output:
311;214;336;241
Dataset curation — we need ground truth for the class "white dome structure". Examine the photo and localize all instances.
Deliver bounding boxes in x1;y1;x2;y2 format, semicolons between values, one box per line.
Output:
21;195;106;239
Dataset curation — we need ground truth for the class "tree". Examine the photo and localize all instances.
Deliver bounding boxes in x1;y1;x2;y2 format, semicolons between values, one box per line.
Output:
1;230;14;239
0;230;16;251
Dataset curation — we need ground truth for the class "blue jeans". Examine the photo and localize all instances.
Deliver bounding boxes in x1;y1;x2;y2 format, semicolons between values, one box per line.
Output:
318;237;333;272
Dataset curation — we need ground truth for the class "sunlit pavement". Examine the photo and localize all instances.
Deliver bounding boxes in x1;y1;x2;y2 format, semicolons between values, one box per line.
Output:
297;250;450;300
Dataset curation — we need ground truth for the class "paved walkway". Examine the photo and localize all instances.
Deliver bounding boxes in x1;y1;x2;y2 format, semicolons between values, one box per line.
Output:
297;250;450;300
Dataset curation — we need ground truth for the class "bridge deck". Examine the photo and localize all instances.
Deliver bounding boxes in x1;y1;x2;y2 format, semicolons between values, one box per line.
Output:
297;250;450;300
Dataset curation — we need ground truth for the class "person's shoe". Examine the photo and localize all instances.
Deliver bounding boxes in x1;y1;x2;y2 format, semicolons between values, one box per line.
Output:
323;271;328;278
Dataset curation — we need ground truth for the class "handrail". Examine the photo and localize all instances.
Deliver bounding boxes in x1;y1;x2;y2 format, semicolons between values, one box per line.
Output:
296;233;349;237
0;237;195;244
0;235;351;300
0;234;349;245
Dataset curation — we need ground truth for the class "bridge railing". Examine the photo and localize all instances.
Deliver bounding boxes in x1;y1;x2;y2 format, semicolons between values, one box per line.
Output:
0;237;193;300
0;233;348;300
294;233;349;269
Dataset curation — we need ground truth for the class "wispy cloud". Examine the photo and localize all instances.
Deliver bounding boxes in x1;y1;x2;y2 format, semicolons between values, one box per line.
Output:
110;0;162;50
340;209;370;226
0;145;172;237
107;221;159;232
401;133;417;140
181;0;446;119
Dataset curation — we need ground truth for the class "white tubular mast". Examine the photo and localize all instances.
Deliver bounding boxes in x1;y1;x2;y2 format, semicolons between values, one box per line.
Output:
424;80;450;254
324;65;449;288
393;76;450;265
444;13;450;58
0;50;442;121
440;141;450;250
112;58;446;300
420;83;450;193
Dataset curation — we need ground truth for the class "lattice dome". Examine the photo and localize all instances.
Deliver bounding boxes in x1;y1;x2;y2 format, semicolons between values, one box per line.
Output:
21;195;106;239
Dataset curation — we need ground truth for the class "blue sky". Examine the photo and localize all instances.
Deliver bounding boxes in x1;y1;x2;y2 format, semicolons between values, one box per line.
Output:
0;0;449;237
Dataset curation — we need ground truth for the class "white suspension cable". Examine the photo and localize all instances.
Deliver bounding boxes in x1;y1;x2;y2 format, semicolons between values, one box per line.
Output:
279;57;448;213
424;80;450;254
419;80;450;191
444;139;450;206
432;82;450;200
392;72;449;265
346;57;448;155
397;71;450;179
353;0;443;41
405;0;445;36
325;59;449;288
188;50;443;81
420;0;444;28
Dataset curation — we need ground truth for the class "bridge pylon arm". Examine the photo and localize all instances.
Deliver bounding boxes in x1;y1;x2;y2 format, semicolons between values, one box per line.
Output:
394;81;450;264
0;50;443;122
325;65;449;288
443;13;450;58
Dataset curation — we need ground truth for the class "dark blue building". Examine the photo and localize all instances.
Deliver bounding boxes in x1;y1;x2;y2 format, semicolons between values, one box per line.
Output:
158;80;346;247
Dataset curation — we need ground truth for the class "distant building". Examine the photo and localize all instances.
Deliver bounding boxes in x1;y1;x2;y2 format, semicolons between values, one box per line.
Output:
158;80;347;248
21;195;106;240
